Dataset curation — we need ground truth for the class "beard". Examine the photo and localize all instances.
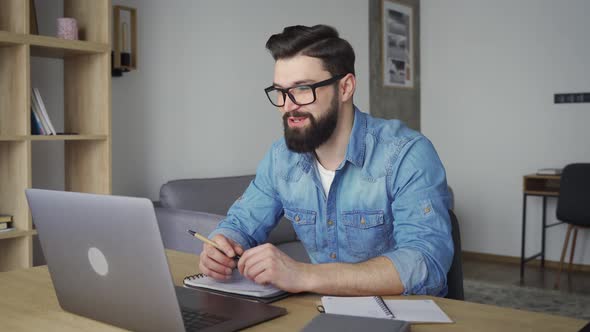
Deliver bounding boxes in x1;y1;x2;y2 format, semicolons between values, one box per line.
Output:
283;94;339;153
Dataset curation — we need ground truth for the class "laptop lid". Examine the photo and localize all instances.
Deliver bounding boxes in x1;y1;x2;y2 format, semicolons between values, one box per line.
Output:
25;189;286;332
27;189;186;331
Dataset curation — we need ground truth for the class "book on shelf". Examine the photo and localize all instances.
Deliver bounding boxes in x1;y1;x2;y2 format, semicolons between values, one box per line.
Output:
0;215;13;223
31;92;49;135
31;95;49;135
0;227;15;233
31;87;56;135
1;215;13;232
536;168;562;175
31;108;44;135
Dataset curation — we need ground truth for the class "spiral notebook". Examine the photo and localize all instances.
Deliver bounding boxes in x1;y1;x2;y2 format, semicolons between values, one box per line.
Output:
183;270;290;304
320;296;453;323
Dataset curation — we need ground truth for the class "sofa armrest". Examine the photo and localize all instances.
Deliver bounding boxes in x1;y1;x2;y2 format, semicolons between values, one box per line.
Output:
155;207;224;254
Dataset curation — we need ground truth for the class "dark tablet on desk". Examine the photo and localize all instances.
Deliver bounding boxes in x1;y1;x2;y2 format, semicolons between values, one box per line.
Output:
302;314;411;332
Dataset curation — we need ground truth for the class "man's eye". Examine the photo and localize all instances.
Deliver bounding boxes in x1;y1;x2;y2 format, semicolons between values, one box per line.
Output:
294;86;312;91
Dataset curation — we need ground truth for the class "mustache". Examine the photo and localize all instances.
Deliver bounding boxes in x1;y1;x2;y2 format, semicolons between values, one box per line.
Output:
283;111;312;120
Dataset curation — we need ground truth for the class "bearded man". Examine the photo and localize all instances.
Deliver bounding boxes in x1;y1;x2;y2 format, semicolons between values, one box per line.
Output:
200;24;453;297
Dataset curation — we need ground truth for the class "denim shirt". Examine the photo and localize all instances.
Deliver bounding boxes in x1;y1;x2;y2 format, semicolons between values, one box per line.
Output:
210;107;453;296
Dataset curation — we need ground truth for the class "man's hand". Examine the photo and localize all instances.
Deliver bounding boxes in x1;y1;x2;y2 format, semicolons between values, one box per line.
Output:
237;243;310;293
199;234;244;280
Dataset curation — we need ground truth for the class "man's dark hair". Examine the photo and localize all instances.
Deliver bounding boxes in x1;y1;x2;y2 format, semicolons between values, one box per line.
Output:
265;24;355;76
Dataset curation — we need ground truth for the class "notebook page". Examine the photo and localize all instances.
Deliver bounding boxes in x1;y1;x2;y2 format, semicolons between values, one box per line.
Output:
184;270;283;297
385;299;453;323
321;296;391;319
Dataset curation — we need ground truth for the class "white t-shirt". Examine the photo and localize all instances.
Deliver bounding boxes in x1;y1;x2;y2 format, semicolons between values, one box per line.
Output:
316;159;336;197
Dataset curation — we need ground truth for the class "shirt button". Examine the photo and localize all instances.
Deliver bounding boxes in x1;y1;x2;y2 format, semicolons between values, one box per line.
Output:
424;206;431;214
330;253;337;259
295;215;300;222
360;217;366;225
327;220;334;226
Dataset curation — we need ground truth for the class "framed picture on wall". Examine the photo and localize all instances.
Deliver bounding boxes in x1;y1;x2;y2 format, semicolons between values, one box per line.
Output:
382;0;413;88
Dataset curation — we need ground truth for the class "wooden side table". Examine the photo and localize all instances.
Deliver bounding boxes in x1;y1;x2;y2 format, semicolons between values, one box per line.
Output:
520;174;562;281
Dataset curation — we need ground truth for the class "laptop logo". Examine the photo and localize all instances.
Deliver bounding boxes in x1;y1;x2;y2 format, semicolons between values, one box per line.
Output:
88;247;109;276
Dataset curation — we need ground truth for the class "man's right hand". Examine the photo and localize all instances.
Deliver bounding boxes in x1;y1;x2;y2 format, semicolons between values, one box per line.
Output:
198;234;244;280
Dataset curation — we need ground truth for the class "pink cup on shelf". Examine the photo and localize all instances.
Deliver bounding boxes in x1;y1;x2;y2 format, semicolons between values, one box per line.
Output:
57;17;78;40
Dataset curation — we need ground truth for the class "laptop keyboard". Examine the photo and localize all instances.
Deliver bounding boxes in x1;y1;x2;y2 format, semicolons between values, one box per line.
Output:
181;308;229;331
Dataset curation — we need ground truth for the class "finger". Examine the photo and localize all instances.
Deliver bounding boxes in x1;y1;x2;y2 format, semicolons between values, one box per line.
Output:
237;247;258;275
232;243;244;256
253;270;273;286
237;246;255;274
202;251;233;276
239;243;274;265
242;243;274;257
212;235;238;258
205;243;236;268
243;257;269;281
238;243;274;274
242;249;277;281
199;260;231;280
200;249;233;278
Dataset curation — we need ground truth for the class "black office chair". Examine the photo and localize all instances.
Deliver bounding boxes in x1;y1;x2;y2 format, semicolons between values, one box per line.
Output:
554;163;590;289
446;209;464;300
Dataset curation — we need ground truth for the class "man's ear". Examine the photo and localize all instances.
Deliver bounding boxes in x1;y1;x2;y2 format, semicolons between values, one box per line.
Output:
339;73;356;102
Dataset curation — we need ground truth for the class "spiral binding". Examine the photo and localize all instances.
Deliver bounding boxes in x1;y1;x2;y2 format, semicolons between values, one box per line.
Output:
184;273;206;281
373;296;395;318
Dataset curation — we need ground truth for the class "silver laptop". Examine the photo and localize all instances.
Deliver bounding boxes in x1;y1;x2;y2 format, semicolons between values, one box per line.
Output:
25;189;286;332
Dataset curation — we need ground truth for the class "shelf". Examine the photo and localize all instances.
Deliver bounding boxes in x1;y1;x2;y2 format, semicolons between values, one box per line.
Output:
0;31;109;58
0;30;24;47
29;135;108;141
0;0;110;272
0;135;108;141
524;174;561;180
0;229;35;240
524;190;560;197
29;34;109;58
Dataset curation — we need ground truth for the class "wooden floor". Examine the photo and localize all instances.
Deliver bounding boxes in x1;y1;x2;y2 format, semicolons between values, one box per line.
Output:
463;256;590;295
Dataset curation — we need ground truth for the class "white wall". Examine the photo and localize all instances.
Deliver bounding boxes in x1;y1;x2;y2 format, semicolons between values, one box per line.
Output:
421;0;590;263
112;0;369;200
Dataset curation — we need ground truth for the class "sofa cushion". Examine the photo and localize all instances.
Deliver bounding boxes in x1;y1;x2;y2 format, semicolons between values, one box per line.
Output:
158;175;298;245
160;175;255;214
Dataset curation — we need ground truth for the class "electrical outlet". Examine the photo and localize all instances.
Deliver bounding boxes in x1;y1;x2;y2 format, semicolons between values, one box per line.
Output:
554;92;590;104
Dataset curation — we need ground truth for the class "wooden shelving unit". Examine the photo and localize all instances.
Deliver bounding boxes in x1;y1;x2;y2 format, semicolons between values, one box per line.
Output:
0;0;111;271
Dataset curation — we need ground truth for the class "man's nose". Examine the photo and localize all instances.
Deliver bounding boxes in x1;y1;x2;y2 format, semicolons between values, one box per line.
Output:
282;94;300;113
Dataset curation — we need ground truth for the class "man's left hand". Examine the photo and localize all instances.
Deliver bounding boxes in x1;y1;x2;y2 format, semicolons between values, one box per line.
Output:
237;243;310;293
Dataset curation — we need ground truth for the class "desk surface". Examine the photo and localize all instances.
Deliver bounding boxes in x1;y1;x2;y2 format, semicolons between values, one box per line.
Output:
0;250;586;332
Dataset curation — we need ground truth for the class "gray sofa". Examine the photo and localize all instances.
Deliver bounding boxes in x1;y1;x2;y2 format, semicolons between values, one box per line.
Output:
154;175;311;263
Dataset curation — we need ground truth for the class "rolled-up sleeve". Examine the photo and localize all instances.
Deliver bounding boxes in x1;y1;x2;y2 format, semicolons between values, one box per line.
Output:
381;137;454;296
209;146;284;249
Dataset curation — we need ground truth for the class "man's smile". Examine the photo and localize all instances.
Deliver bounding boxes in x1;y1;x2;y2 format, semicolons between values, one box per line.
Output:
288;116;310;128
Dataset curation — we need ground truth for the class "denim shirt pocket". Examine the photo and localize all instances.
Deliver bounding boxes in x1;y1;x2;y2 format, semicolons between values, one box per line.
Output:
342;210;390;260
284;208;317;252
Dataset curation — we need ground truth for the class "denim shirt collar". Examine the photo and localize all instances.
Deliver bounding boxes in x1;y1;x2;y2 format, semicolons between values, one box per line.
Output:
298;105;366;171
344;106;367;168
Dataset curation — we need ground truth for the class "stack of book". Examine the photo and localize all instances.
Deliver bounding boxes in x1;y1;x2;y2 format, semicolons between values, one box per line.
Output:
31;87;56;135
536;168;562;175
0;215;14;233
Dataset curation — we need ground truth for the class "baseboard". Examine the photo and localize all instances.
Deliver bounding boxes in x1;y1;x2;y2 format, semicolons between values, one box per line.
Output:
462;251;590;273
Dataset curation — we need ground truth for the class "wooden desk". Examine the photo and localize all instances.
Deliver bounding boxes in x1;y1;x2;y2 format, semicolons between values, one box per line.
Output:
0;250;586;332
521;174;562;281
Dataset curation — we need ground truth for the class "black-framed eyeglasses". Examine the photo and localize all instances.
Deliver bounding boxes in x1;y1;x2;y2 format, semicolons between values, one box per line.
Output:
264;74;346;107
